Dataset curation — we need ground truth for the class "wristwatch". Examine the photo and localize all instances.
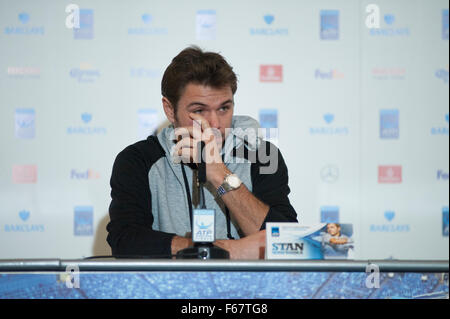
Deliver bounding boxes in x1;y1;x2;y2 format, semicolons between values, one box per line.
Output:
217;173;242;197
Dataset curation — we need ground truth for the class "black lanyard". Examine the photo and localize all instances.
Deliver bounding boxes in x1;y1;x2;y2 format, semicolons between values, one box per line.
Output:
180;163;234;240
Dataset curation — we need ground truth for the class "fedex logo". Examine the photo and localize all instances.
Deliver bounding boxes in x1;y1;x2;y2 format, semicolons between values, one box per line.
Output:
70;169;100;180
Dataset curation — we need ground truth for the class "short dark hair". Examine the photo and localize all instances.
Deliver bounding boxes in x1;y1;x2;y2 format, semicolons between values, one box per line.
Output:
161;46;238;110
327;223;341;228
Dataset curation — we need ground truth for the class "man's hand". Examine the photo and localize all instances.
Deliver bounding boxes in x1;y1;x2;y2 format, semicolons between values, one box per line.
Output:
173;113;270;236
214;230;266;260
173;113;230;188
171;236;193;257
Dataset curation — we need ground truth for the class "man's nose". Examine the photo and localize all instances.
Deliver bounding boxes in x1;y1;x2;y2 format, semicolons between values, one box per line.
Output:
207;111;220;129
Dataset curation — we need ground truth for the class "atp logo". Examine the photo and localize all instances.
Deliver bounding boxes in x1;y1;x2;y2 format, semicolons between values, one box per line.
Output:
320;10;339;40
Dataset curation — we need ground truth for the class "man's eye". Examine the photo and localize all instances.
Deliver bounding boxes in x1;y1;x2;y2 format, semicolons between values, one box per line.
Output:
219;106;230;112
193;109;203;114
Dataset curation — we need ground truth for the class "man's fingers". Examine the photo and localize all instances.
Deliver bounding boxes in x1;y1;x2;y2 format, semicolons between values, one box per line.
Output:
174;136;199;163
174;126;201;141
189;112;211;131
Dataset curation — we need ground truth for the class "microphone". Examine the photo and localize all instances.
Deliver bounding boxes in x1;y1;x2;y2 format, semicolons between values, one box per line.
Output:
176;141;229;260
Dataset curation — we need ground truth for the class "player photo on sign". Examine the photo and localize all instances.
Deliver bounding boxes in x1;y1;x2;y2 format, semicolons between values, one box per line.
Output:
266;223;355;260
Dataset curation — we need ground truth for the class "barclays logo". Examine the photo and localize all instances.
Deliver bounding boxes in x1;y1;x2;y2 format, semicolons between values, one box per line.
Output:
264;14;274;25
430;114;449;135
250;14;289;36
4;12;45;35
3;210;45;233
19;210;30;221
384;14;395;25
370;211;410;232
384;211;395;222
19;12;30;24
309;114;349;135
128;13;168;35
323;113;334;124
142;13;152;24
81;112;92;123
67;113;107;135
369;13;410;37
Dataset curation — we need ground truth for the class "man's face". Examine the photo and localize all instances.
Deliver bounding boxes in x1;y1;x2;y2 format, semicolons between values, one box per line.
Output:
327;224;340;236
163;83;234;144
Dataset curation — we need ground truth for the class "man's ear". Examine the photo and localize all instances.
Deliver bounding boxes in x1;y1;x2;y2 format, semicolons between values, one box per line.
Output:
162;97;176;124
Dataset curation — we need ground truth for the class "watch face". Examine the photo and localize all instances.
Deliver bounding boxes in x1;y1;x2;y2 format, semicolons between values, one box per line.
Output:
227;175;241;188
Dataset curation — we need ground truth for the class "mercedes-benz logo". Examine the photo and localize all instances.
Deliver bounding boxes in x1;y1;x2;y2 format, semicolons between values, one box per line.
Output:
321;165;339;183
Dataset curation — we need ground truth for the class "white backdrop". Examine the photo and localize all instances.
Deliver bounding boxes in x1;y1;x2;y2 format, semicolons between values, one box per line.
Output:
0;0;448;260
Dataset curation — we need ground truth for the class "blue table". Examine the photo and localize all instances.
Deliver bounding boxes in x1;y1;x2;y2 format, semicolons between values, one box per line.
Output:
0;259;448;299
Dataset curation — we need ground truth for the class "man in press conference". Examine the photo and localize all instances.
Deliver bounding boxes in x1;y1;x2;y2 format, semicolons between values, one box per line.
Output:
106;46;297;259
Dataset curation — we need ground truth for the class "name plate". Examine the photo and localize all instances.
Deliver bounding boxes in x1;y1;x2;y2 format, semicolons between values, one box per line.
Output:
265;223;355;260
